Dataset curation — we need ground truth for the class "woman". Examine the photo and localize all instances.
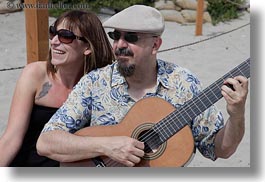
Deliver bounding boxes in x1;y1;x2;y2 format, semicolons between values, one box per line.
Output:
0;10;114;166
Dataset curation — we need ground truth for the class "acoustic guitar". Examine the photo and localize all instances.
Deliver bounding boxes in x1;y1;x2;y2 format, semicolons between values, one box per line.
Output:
61;58;250;167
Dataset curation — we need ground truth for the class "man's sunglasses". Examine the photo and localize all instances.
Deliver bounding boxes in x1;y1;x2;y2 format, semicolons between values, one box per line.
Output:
108;31;156;43
49;25;88;44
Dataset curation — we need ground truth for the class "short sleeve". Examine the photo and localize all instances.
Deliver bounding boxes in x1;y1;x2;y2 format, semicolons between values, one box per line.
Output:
42;74;93;133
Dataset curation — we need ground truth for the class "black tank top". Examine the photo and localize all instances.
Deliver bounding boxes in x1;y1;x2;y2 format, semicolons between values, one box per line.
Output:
9;104;59;167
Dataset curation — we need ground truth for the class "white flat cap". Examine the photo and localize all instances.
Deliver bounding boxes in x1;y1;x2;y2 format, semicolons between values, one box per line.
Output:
103;5;165;35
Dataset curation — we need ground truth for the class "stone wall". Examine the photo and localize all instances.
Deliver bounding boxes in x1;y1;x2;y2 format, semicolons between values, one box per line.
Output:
155;0;212;24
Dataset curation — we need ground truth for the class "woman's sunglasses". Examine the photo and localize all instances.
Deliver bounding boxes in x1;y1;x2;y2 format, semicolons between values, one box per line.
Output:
108;31;156;43
49;26;88;44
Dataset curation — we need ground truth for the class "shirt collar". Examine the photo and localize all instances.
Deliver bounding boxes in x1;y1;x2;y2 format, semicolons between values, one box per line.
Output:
110;59;172;89
111;62;127;87
156;59;172;89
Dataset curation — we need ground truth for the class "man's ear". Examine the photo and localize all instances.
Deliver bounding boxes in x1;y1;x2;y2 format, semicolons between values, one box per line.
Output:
152;37;162;54
84;48;91;56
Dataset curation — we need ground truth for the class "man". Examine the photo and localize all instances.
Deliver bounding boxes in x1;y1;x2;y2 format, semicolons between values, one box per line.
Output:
37;5;249;167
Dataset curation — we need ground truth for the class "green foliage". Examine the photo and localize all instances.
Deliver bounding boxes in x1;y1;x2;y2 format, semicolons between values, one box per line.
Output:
48;0;154;17
207;0;246;25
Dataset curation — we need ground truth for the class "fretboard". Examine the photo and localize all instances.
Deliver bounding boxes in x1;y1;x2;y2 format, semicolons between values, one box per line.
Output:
153;58;250;143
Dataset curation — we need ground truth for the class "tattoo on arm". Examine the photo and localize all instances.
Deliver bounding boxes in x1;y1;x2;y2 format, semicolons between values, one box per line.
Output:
35;82;52;100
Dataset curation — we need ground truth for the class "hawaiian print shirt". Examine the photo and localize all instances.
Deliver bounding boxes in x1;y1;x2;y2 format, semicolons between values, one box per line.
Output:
42;59;224;161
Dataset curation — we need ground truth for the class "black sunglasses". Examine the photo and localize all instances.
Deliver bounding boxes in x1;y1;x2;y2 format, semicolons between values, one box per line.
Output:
108;31;156;43
49;25;87;44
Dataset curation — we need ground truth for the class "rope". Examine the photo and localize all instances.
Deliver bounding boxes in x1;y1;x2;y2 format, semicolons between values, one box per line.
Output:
0;22;249;72
158;22;250;53
0;66;25;72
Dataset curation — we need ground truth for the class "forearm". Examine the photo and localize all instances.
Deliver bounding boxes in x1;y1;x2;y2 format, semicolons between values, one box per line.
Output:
36;130;105;162
0;137;22;166
214;116;245;158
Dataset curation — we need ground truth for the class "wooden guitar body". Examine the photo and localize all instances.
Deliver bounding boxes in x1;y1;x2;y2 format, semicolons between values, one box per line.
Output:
61;97;194;167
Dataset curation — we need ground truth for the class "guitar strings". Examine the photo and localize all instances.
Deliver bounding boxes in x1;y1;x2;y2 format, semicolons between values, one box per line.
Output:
100;59;250;167
138;61;250;148
144;62;250;149
138;60;250;158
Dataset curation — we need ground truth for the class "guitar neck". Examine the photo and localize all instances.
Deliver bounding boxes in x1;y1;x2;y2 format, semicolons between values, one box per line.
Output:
153;58;250;143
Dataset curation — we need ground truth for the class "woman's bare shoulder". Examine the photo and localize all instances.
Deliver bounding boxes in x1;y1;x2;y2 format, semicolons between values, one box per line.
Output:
21;61;47;80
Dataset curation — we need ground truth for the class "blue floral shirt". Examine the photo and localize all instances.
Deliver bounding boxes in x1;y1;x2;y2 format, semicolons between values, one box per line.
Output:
42;59;224;161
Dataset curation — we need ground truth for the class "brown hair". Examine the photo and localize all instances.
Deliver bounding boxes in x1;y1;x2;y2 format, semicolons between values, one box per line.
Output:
47;10;114;76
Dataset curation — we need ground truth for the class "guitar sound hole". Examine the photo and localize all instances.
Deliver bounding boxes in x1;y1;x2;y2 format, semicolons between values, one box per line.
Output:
137;129;162;154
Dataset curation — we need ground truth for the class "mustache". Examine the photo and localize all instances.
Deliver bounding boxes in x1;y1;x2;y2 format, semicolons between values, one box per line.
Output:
115;48;134;57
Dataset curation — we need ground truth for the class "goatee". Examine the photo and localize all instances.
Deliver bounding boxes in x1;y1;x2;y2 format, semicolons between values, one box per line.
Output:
117;60;135;77
115;48;135;77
